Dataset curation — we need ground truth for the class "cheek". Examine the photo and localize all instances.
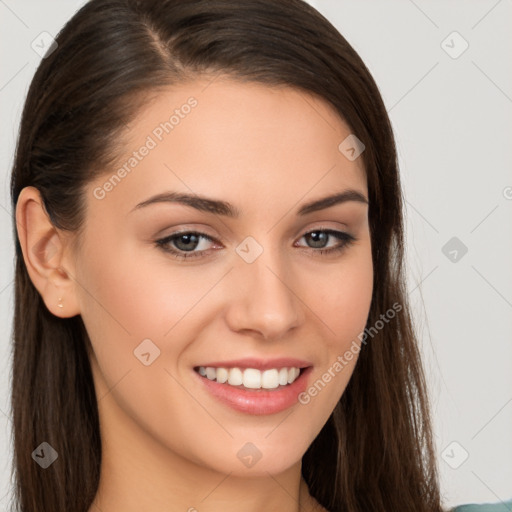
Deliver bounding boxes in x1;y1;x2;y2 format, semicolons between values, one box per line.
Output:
313;247;374;346
74;239;232;401
75;245;212;447
76;240;218;341
298;246;373;407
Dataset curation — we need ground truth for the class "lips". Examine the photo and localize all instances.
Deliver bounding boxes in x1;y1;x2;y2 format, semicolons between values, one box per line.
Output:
192;357;314;415
193;357;312;371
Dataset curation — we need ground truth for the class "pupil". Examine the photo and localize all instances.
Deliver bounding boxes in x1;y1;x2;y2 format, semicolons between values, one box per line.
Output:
176;234;198;251
308;231;327;248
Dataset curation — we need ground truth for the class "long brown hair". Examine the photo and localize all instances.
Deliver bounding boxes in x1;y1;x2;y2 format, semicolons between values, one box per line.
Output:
9;1;444;510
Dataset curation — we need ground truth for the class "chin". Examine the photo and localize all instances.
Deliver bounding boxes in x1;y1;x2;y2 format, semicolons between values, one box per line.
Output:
191;434;311;477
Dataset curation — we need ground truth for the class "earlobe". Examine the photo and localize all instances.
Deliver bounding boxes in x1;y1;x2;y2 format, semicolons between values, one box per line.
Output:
15;186;81;318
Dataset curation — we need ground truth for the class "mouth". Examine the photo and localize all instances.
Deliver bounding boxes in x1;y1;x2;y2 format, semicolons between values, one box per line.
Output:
192;362;313;415
193;365;307;391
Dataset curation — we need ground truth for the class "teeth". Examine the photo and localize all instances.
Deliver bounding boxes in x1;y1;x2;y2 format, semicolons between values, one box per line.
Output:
261;369;279;389
287;367;300;384
228;368;243;386
216;367;229;383
243;368;261;389
278;367;288;386
196;366;302;389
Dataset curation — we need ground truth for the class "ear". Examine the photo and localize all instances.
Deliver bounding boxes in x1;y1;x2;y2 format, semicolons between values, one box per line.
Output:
15;186;81;318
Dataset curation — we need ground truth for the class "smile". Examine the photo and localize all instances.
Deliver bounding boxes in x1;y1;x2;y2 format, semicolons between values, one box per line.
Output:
195;366;302;390
193;364;313;415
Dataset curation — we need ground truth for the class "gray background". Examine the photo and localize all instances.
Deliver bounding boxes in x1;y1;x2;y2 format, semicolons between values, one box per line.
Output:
1;0;511;509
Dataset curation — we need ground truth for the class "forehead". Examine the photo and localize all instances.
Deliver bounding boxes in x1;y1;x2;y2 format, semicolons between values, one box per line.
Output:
88;77;367;217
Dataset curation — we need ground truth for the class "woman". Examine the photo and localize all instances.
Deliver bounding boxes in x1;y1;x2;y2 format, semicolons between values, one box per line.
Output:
9;0;504;511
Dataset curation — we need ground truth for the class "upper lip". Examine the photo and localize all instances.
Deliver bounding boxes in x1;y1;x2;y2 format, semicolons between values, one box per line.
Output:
194;357;313;371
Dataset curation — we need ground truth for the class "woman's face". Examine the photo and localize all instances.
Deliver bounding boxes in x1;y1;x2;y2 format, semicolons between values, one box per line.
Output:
72;78;373;476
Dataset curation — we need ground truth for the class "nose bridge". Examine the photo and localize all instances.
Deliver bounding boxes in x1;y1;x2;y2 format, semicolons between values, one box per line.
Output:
226;235;302;339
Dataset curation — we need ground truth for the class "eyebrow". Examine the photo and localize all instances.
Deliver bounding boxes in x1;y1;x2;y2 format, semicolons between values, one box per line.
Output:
130;189;368;217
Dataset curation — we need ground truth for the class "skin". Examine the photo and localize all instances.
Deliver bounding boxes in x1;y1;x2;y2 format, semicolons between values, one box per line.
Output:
16;77;373;512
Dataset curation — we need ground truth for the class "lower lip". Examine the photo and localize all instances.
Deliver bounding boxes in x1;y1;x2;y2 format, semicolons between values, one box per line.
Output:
194;367;313;415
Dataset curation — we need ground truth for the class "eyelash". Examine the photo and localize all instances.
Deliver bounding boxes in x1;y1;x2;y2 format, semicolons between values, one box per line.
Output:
154;228;357;261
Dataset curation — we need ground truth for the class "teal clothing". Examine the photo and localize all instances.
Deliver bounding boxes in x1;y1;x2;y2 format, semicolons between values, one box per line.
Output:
451;500;512;511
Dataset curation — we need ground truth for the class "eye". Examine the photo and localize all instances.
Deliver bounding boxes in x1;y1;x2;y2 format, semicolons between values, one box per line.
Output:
155;228;357;261
155;231;217;259
295;229;356;255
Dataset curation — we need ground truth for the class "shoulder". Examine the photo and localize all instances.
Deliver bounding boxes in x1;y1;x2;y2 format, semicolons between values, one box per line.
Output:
450;500;512;512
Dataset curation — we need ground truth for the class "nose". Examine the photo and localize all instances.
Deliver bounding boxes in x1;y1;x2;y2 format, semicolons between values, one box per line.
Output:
224;247;303;341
